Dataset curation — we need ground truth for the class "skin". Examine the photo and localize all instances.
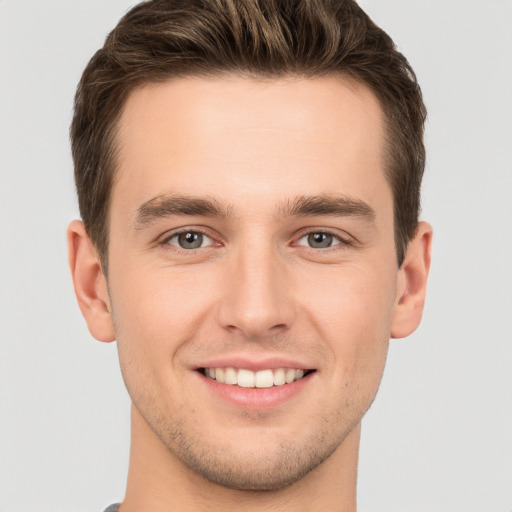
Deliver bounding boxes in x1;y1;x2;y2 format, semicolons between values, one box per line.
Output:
68;75;432;511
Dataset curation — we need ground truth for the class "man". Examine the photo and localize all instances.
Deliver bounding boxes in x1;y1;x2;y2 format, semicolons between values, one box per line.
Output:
67;0;432;510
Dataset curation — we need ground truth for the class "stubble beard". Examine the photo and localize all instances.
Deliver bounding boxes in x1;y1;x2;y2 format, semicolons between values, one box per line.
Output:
134;397;366;492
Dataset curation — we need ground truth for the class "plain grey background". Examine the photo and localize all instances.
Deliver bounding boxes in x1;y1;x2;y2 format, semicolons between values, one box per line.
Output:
1;1;511;511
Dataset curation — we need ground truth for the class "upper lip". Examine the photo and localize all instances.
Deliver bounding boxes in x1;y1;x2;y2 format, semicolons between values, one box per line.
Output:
193;356;315;372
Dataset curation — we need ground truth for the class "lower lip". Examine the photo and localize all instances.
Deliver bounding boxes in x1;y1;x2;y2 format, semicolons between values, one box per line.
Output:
196;371;315;410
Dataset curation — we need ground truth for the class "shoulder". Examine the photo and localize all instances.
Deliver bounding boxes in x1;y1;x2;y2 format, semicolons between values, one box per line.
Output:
103;505;120;512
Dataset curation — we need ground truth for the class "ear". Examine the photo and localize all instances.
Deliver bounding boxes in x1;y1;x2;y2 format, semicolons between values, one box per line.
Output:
67;220;115;342
391;221;433;339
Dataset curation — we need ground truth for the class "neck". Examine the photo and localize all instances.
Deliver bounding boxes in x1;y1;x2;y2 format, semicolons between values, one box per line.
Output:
120;405;359;512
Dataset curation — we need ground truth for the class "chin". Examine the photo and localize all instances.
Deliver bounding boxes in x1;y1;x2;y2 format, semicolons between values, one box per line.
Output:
181;444;329;491
159;422;349;492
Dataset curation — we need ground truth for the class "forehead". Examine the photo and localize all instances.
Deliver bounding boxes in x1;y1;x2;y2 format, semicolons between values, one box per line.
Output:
112;75;389;219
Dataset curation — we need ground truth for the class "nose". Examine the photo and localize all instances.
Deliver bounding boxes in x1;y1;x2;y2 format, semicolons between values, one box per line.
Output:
216;242;296;340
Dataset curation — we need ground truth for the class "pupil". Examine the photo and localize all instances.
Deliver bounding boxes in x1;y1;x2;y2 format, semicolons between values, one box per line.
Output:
308;232;332;248
179;232;203;249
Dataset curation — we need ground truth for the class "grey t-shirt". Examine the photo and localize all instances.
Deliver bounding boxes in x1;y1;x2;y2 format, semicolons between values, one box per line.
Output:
103;505;120;512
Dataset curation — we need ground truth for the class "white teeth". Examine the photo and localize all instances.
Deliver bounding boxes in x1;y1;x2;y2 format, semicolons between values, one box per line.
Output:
237;369;255;388
273;368;286;386
255;369;273;388
204;367;309;388
285;368;296;384
215;368;225;383
224;367;237;385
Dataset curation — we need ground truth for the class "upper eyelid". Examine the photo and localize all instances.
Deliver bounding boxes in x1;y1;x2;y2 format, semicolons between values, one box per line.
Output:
297;231;342;241
156;226;353;245
159;229;219;253
158;226;217;243
294;233;347;248
168;231;214;242
293;227;352;242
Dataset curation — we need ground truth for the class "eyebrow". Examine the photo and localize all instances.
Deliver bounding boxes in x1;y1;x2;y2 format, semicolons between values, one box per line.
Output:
134;195;231;227
278;194;376;222
134;193;375;228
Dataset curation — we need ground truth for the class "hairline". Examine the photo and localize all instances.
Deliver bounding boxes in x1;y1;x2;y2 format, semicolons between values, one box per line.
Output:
96;70;408;274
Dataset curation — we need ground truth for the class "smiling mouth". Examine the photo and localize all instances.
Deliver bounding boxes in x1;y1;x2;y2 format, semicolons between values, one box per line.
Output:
199;367;315;389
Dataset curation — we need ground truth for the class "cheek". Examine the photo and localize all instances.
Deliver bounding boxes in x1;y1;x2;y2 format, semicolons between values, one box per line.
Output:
111;263;213;340
297;262;396;381
107;265;213;394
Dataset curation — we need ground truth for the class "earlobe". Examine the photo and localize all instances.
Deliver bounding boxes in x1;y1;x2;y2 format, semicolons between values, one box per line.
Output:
391;221;433;339
67;220;116;343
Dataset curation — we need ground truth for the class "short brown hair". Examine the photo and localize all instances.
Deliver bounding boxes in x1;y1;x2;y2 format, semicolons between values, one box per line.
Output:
71;0;426;269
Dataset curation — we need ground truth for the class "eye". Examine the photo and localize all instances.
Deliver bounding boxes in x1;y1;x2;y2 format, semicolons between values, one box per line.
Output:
296;232;342;249
166;231;214;250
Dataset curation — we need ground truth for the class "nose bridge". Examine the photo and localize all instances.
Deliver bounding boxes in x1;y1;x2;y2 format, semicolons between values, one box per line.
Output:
217;235;294;338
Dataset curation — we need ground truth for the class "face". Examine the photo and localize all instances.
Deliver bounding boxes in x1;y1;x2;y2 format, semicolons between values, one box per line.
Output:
107;75;400;490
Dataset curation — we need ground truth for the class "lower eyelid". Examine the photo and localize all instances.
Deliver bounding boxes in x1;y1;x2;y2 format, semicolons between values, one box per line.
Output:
163;230;215;248
158;229;351;250
295;232;346;247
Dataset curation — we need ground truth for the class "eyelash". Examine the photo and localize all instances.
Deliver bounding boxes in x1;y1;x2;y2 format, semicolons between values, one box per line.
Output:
158;228;352;252
294;230;351;250
160;228;217;252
